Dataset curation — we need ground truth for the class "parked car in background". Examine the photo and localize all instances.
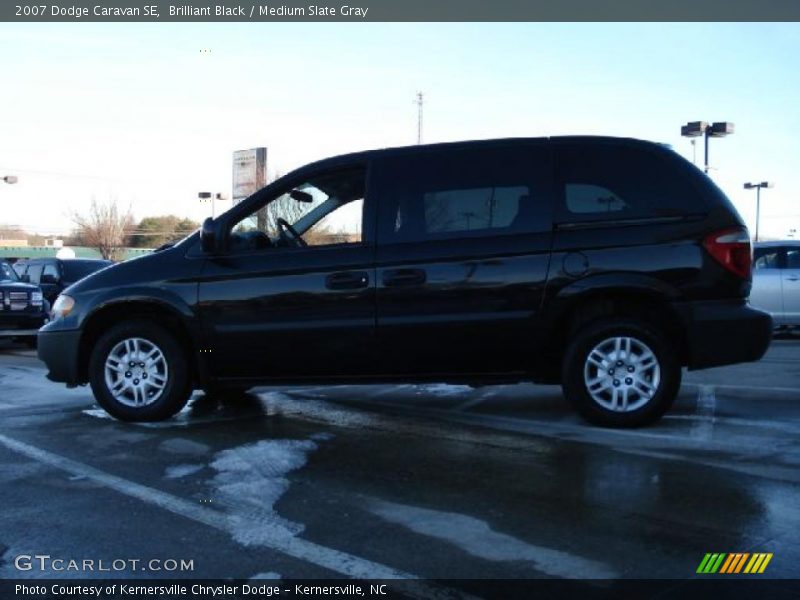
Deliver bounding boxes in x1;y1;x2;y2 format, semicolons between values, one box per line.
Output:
0;260;48;345
38;137;772;427
16;258;112;305
750;241;800;329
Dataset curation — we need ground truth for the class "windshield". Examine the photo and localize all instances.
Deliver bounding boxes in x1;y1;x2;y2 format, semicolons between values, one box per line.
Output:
0;262;20;282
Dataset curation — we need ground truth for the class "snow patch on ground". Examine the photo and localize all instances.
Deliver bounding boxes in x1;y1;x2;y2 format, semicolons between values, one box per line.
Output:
159;438;210;456
309;432;335;442
249;572;281;580
82;408;114;420
209;438;318;545
259;393;379;429
414;384;473;397
164;463;205;479
368;499;618;579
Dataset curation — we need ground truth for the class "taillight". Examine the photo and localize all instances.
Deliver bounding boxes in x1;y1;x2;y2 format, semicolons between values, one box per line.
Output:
702;227;752;279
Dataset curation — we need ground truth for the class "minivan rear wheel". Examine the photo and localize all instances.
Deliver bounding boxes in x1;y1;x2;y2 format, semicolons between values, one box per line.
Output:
89;320;192;421
562;318;681;427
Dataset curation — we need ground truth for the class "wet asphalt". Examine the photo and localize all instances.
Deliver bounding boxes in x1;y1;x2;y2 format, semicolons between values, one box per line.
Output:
1;337;799;590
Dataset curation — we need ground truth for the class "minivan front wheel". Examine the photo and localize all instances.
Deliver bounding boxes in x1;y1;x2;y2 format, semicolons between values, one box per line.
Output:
562;318;681;427
89;320;192;421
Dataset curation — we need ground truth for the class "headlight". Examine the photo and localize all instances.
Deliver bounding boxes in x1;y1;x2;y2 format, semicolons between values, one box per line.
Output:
31;291;43;306
51;295;75;319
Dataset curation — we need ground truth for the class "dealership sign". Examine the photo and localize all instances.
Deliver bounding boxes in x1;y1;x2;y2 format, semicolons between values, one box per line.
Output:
232;147;267;204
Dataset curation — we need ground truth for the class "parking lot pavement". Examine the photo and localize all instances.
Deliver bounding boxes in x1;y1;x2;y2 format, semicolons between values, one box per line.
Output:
1;337;799;587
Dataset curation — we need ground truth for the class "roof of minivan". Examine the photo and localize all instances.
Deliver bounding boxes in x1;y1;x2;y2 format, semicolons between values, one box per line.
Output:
754;240;800;247
26;257;111;264
291;136;671;175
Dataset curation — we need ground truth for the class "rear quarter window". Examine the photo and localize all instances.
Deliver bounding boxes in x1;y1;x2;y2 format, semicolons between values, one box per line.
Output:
554;142;705;223
63;261;109;281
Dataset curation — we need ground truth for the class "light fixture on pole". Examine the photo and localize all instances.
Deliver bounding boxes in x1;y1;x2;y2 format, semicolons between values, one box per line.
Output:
680;121;734;174
2;175;18;184
743;181;773;242
198;192;227;218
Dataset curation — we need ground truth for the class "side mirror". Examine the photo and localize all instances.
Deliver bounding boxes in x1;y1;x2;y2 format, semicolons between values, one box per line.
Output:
20;274;30;283
200;217;219;253
290;189;314;203
41;274;59;285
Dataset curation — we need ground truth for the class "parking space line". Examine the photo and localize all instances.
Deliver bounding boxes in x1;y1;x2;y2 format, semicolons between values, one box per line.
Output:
682;382;800;395
0;433;463;596
690;385;716;441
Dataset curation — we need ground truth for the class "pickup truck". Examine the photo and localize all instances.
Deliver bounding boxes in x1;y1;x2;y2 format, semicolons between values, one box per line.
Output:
0;260;48;345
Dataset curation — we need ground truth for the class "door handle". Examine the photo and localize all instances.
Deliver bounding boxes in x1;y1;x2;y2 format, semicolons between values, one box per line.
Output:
325;271;369;290
383;268;426;287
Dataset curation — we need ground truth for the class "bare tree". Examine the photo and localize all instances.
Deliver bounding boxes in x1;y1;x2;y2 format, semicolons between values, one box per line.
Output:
70;199;134;260
237;172;305;237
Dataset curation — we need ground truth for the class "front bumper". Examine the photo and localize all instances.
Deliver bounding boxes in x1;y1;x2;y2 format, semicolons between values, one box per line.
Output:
677;299;772;369
37;328;83;385
0;313;47;336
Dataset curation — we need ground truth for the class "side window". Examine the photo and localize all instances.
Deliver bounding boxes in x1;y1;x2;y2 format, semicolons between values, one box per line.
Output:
1;262;17;281
420;186;528;234
565;184;629;214
304;198;363;246
555;143;699;221
229;167;366;252
754;248;782;270
27;264;44;284
42;264;60;281
786;249;800;269
376;145;552;243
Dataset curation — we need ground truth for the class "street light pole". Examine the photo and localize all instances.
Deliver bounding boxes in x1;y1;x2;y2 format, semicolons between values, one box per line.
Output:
680;121;734;174
198;192;227;218
2;175;18;185
744;181;774;242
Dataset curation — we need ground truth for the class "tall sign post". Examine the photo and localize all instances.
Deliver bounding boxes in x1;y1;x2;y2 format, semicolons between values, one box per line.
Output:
232;147;268;231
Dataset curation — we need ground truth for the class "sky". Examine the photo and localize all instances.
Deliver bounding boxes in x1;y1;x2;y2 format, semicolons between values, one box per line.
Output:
1;22;799;239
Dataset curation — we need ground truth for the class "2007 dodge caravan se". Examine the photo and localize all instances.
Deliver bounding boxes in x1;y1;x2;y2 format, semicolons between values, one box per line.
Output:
38;137;772;427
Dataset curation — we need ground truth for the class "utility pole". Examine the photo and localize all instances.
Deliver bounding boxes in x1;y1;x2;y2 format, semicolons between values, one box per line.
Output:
744;181;774;242
416;91;424;145
680;121;734;174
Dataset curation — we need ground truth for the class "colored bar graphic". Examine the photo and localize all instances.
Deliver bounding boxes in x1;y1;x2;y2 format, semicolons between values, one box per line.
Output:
697;553;727;573
744;554;761;573
719;554;735;573
758;553;773;573
702;552;774;575
733;553;749;573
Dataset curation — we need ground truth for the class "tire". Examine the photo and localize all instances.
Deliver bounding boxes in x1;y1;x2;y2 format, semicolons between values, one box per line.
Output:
561;318;681;428
89;320;192;421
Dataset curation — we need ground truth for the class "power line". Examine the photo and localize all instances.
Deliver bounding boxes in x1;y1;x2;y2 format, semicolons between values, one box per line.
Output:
0;166;205;187
416;91;424;145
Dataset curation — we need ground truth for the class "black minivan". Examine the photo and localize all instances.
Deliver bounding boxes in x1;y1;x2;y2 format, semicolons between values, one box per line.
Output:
38;137;772;426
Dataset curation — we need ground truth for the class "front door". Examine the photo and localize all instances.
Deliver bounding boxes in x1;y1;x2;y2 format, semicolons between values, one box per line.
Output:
750;246;784;325
198;165;376;381
782;246;800;324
